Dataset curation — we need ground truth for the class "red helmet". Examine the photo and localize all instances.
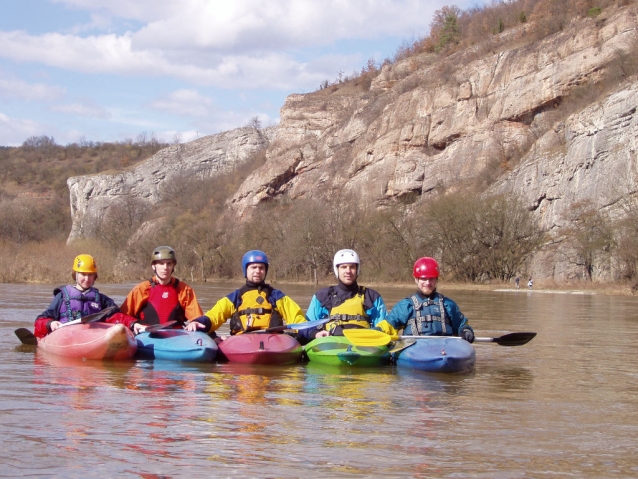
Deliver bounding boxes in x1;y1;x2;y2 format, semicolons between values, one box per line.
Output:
413;257;439;279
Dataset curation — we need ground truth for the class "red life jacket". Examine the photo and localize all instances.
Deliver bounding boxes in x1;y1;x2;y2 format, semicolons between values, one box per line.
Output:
139;278;186;326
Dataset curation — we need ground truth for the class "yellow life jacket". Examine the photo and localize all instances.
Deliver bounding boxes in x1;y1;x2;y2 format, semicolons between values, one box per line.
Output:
229;285;284;335
325;288;370;332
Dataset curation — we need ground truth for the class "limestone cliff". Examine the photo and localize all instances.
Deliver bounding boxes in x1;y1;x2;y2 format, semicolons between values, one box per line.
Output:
67;127;271;241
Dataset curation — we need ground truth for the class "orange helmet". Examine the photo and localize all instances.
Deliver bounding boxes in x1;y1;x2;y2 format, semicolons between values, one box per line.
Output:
73;254;97;274
413;257;439;279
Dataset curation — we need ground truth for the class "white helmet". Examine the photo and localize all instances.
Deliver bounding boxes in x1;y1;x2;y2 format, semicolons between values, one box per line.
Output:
333;249;360;278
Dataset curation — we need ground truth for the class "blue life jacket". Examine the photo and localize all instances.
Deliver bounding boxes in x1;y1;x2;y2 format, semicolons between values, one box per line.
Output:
404;292;452;336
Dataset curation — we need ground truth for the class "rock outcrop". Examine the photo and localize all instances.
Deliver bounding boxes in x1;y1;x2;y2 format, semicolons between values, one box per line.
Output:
67;128;270;241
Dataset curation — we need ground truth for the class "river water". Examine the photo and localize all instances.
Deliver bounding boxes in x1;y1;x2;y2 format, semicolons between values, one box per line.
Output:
1;281;637;478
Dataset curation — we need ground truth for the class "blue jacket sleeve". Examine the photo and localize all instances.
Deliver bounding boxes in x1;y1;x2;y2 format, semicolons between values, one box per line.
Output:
368;296;387;327
384;298;414;331
305;295;329;322
36;294;64;321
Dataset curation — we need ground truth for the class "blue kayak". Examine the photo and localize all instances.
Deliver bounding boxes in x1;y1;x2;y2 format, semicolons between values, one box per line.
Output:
392;337;476;373
135;329;217;362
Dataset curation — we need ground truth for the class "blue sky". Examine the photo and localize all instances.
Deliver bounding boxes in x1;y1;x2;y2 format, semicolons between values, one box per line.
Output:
0;0;484;146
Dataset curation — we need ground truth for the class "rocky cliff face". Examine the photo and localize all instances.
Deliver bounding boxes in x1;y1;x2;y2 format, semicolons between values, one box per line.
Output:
67;4;638;280
67;127;271;241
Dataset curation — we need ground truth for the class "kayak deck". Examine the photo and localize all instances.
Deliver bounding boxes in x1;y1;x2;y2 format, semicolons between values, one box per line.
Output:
392;337;476;373
305;336;390;367
136;329;218;362
37;322;137;360
218;333;303;365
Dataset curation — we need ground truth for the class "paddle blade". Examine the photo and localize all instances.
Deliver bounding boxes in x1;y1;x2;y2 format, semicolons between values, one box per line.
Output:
475;332;537;346
144;320;178;333
389;339;416;354
15;328;38;345
342;329;393;347
81;305;119;324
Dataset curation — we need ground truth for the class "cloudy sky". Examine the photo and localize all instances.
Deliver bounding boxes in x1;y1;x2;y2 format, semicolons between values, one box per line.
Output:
0;0;483;146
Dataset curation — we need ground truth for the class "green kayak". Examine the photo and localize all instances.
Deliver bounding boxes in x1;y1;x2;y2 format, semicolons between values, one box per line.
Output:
304;336;390;367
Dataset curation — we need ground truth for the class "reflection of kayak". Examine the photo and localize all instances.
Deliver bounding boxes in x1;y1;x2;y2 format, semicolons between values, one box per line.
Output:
218;334;303;365
135;330;218;362
304;336;390;367
37;322;137;360
392;337;476;373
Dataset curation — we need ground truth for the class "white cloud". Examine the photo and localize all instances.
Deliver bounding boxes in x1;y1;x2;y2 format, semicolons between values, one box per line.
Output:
0;112;45;146
0;0;465;90
0;75;65;101
148;89;214;117
50;101;111;118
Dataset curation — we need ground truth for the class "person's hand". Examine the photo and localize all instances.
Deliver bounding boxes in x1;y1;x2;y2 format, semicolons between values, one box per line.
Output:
185;319;207;332
132;322;147;335
459;328;474;343
315;330;330;338
50;321;62;331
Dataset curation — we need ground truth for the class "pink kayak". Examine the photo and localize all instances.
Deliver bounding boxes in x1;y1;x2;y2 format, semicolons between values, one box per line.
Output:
218;333;302;365
37;322;137;360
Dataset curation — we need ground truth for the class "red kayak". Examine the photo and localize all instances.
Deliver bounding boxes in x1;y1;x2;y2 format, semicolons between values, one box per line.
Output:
37;322;137;360
218;333;302;365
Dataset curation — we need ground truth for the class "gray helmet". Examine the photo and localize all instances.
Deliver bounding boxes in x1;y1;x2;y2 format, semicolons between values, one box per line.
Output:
151;246;177;264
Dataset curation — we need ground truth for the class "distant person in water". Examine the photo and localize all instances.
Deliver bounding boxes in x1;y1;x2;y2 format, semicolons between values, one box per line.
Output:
297;249;387;344
33;254;136;338
528;277;534;290
186;250;306;338
375;257;475;342
120;246;203;334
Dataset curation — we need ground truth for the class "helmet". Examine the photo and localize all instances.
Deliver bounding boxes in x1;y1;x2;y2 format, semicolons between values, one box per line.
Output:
333;249;360;278
413;257;439;279
151;246;177;264
242;250;269;277
73;254;97;274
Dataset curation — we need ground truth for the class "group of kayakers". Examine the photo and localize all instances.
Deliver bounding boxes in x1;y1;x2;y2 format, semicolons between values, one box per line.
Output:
34;246;475;344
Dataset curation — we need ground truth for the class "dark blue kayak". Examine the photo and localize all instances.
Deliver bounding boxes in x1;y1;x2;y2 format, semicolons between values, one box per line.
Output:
136;329;217;362
392;337;475;373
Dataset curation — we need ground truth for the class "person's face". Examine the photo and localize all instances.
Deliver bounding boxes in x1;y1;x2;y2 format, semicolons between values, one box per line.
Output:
76;272;96;289
152;260;175;284
246;263;267;283
337;263;358;285
415;277;438;296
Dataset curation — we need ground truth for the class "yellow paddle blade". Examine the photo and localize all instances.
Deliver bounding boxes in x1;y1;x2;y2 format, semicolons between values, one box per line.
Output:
343;329;395;347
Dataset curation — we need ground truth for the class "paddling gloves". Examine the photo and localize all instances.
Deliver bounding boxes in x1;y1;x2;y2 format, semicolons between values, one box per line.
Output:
459;327;475;343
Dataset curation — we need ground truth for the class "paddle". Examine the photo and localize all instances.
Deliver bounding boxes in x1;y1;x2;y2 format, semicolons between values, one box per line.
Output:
343;329;537;348
143;321;178;333
14;306;121;345
14;328;38;345
247;316;334;334
389;339;417;354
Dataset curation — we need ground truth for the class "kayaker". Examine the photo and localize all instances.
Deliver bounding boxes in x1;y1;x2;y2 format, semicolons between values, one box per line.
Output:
33;254;136;338
297;249;387;344
120;246;204;334
375;257;475;342
186;250;306;337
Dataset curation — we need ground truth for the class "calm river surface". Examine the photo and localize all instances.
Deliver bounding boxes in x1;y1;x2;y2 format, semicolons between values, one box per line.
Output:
1;281;637;478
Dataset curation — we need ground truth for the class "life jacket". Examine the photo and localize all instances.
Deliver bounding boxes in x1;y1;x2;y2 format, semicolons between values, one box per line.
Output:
56;285;102;323
404;292;452;336
229;284;284;335
139;278;186;326
324;285;370;334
